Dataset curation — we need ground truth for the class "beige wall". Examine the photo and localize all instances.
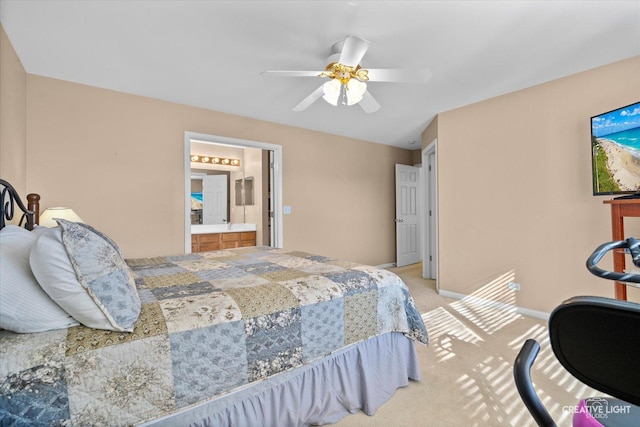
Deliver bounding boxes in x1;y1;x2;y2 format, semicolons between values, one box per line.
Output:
1;17;411;266
22;74;411;265
410;149;422;165
421;114;438;148
431;56;640;313
10;24;639;313
0;25;27;194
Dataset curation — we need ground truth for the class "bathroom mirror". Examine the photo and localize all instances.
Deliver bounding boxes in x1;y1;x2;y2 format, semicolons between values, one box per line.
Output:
243;177;254;206
191;169;247;225
234;177;254;207
189;141;253;225
191;142;246;225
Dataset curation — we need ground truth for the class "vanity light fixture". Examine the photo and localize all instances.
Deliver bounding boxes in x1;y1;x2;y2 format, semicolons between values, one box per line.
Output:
190;154;240;167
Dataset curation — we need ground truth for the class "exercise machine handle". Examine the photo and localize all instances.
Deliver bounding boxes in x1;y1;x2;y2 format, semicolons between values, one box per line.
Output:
586;237;640;283
628;237;640;268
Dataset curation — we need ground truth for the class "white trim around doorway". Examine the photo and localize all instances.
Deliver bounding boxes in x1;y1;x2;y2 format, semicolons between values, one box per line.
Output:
422;139;438;290
183;131;283;253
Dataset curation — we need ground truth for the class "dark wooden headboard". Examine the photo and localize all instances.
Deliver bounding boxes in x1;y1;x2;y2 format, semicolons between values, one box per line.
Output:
0;179;40;230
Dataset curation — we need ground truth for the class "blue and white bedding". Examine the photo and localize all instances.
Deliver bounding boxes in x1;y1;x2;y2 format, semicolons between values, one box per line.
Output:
1;246;428;426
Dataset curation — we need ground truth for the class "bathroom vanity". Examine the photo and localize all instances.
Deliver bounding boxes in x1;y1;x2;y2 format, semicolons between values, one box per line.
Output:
191;224;257;252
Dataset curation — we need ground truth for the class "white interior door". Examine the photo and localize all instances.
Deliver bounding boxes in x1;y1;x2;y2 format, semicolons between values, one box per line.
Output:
202;174;227;224
396;164;421;267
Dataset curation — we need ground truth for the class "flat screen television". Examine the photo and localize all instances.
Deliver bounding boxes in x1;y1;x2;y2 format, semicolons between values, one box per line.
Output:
591;101;640;197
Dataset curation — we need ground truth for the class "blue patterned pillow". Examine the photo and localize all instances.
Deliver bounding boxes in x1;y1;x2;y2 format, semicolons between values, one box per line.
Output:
30;219;141;332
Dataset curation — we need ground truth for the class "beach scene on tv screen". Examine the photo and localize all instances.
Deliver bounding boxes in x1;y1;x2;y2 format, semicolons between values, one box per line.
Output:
592;102;640;194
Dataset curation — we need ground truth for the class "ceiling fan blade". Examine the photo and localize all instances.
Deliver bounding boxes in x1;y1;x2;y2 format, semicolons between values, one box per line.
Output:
338;35;371;67
261;70;324;78
359;90;381;114
293;84;325;111
365;68;433;83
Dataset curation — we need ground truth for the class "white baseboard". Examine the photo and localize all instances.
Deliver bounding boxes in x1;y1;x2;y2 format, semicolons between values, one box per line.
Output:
376;262;396;269
438;289;550;321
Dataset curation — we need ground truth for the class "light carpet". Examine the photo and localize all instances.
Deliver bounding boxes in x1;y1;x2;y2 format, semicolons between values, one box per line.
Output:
334;263;607;427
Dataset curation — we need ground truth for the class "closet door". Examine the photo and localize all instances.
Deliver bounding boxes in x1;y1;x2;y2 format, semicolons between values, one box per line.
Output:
395;164;421;267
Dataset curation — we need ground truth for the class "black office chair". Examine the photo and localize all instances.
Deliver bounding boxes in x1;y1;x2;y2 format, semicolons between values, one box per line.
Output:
514;238;640;427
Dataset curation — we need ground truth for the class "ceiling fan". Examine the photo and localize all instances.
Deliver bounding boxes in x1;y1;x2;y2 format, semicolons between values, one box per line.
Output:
261;35;432;113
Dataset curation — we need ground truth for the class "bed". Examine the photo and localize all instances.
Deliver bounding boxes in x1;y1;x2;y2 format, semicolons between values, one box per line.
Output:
0;179;429;426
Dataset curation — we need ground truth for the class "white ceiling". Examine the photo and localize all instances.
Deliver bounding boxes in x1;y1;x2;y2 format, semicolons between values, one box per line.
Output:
1;1;639;149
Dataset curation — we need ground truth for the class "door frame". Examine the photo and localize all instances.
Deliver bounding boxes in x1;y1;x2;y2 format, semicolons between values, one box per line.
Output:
422;139;438;287
183;131;283;253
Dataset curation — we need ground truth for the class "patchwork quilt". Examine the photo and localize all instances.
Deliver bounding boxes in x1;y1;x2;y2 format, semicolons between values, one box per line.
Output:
0;246;428;426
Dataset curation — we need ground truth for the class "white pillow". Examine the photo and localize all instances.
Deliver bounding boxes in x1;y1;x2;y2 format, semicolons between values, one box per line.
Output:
30;220;141;332
0;225;78;333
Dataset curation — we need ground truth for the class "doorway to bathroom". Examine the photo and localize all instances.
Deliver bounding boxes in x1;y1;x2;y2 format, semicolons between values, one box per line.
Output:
183;131;283;253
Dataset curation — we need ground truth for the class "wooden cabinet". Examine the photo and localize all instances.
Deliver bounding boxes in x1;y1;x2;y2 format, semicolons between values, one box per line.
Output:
192;231;256;253
197;233;222;252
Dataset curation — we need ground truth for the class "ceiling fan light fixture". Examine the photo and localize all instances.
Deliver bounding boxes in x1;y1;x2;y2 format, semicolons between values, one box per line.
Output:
322;78;367;107
346;79;366;105
322;79;341;106
263;35;429;113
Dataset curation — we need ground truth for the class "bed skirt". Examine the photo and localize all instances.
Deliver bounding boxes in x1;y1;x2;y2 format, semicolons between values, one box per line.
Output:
144;332;421;427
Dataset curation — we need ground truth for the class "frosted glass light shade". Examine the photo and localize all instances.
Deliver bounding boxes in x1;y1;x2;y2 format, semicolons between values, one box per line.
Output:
322;79;367;107
346;79;367;105
39;207;84;228
322;79;341;106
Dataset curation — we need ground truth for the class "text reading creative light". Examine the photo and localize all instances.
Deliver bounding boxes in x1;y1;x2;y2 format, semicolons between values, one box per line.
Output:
190;155;240;167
